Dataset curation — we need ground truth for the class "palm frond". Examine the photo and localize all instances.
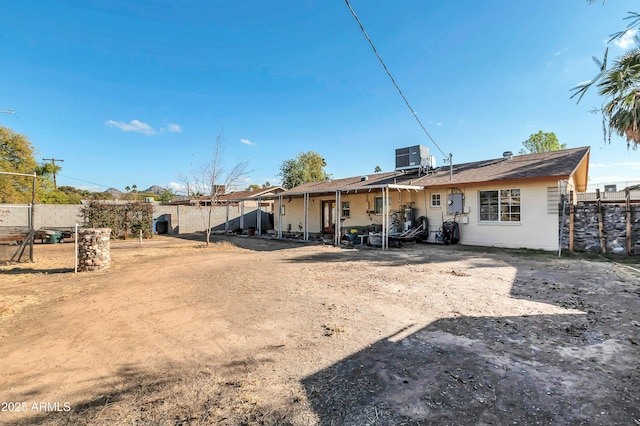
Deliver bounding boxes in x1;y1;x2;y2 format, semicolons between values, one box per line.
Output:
609;12;640;43
571;48;608;103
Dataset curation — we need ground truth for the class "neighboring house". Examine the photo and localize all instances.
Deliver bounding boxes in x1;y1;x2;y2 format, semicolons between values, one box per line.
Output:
159;186;285;233
273;147;590;251
165;186;284;207
217;186;285;212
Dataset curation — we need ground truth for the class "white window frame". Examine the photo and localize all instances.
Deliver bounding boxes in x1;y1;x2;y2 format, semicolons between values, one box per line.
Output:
374;196;391;214
341;201;350;218
479;189;521;222
431;193;442;208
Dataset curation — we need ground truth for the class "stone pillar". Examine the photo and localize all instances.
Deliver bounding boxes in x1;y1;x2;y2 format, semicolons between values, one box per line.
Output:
77;228;111;272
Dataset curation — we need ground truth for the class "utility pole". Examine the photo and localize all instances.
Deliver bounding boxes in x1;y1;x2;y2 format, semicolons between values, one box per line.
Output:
42;157;64;190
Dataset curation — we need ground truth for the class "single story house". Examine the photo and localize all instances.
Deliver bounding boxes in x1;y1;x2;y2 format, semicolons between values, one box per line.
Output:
271;146;590;251
161;186;285;234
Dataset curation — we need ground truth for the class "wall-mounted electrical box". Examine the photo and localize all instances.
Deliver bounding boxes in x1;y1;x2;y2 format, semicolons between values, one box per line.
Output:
447;193;463;215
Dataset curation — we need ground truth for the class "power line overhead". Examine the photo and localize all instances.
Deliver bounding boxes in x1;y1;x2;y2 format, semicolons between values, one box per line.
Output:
343;0;448;159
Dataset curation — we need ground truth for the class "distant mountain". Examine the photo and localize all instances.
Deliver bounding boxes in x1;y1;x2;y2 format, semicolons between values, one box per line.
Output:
101;186;167;196
105;187;124;196
144;185;166;195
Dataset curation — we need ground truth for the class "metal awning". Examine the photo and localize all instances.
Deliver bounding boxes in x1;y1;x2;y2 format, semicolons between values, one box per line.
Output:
269;183;424;250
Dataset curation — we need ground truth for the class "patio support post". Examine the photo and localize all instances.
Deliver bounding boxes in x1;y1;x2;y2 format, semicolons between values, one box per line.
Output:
257;197;262;236
278;195;283;239
240;201;245;230
335;190;341;246
303;193;309;241
382;187;388;250
381;188;385;249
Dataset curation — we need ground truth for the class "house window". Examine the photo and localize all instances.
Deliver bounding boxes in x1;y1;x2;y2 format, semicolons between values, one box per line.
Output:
479;189;520;222
431;193;441;207
374;196;391;214
341;201;350;218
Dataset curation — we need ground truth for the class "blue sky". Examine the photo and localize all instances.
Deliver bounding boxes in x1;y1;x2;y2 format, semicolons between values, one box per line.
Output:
1;0;639;193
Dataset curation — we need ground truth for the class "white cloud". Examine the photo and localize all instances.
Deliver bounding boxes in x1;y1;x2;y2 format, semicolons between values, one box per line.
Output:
168;181;186;194
590;162;640;168
168;123;182;133
614;30;637;50
588;175;640;185
554;48;568;56
240;138;255;146
76;185;101;192
589;161;640;186
105;119;156;135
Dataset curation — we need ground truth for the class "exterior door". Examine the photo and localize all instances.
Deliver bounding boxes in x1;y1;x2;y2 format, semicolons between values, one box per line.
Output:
322;200;336;234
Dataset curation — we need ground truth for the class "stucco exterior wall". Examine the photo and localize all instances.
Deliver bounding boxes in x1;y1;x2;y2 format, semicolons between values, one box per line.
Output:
275;180;562;251
425;180;561;251
275;190;428;234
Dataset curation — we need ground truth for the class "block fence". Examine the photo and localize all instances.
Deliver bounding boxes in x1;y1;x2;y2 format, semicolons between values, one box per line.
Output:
0;203;272;235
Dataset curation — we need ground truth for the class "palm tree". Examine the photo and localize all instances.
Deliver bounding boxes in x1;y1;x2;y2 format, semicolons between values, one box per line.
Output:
572;10;640;149
597;47;640;147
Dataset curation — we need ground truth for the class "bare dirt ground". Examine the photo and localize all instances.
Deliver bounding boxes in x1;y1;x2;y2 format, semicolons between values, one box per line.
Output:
0;235;638;425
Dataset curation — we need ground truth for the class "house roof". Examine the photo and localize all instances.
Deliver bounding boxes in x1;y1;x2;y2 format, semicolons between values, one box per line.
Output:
217;186;285;201
280;147;591;195
414;146;590;188
162;186;285;205
279;171;422;196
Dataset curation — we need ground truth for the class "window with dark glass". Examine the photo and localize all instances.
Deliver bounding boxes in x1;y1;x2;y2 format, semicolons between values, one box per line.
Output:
479;189;520;222
341;201;350;217
374;196;391;214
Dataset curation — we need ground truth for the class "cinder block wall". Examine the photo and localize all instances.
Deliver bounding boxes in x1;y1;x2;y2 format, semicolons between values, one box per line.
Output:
0;204;81;228
0;203;269;234
36;205;83;229
0;205;30;227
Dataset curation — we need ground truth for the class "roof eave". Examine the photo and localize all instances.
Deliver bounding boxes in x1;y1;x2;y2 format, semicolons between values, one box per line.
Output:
274;183;424;197
423;175;573;189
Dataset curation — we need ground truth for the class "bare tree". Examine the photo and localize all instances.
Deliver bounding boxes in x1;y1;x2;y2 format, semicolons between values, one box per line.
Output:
181;132;249;245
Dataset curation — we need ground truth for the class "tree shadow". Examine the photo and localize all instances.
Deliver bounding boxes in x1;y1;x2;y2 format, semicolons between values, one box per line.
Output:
3;361;294;425
164;232;326;252
0;267;74;275
300;255;640;425
287;243;494;267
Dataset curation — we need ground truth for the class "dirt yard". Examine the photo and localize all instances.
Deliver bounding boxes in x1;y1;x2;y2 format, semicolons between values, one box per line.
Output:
0;235;638;425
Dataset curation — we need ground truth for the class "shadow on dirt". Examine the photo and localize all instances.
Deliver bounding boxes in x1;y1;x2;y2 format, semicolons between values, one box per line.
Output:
4;363;294;426
3;364;169;425
287;242;497;267
301;257;640;425
0;267;74;275
199;234;323;251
